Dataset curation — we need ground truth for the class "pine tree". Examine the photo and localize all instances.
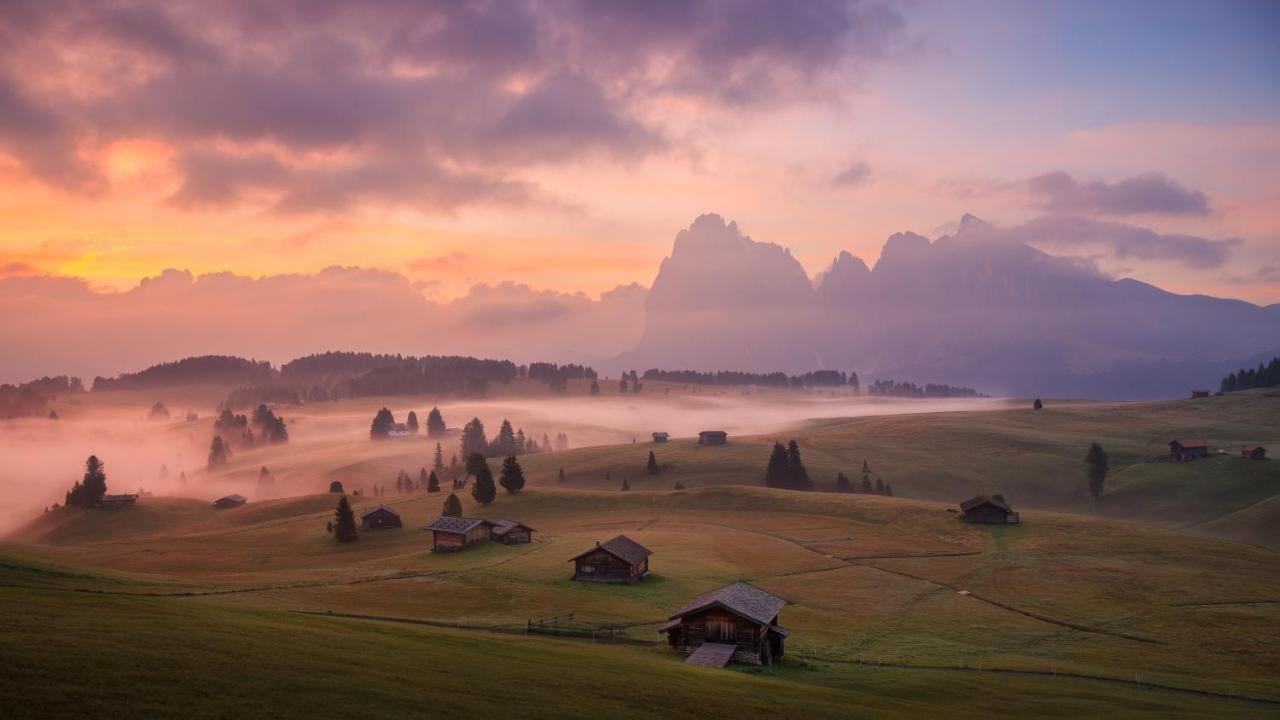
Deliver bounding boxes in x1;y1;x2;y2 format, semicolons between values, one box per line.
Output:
885;484;894;497
620;477;630;491
427;471;440;493
493;419;516;455
406;410;419;433
860;460;872;493
764;442;789;488
874;477;885;495
370;407;395;439
461;417;488;457
558;467;566;483
472;463;496;505
786;440;812;491
836;472;851;492
207;436;229;468
499;456;526;495
334;496;358;542
619;378;629;393
1033;398;1043;410
432;443;446;476
442;492;463;517
646;450;659;475
258;466;274;486
589;379;600;395
419;467;429;491
1085;442;1109;500
426;407;447;437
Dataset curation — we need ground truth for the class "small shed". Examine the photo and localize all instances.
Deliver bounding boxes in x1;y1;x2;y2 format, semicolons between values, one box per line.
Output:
569;535;652;582
698;430;728;445
1190;389;1210;399
652;432;670;443
100;494;138;509
425;516;493;552
661;581;788;666
959;494;1019;524
388;423;410;437
490;519;534;544
1170;439;1209;462
213;493;247;509
361;506;403;530
1242;445;1268;460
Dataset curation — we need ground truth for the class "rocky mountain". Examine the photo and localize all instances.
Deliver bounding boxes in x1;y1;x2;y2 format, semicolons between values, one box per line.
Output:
618;214;1280;399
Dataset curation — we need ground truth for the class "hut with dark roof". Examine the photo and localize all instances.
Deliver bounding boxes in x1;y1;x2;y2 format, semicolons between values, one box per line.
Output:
213;493;247;509
1242;445;1268;460
360;505;402;530
1169;439;1209;462
568;535;652;582
959;494;1020;524
697;430;728;445
100;493;138;509
489;519;535;544
425;516;493;552
660;581;788;667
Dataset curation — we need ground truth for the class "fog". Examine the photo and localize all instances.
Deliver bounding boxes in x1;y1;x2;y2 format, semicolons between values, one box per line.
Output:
0;389;1009;535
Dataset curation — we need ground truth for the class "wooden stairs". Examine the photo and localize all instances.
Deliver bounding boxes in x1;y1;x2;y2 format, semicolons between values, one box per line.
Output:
685;642;737;668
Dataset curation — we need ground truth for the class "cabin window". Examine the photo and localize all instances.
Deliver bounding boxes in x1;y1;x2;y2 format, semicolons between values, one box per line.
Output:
706;619;736;643
581;564;594;574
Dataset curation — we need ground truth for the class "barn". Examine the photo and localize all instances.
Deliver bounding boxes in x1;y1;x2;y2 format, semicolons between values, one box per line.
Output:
959;494;1020;524
569;535;652;582
361;506;403;530
1242;445;1268;460
490;519;535;544
1190;389;1210;399
661;581;788;667
698;430;728;445
1170;439;1209;461
213;494;247;509
425;516;493;552
100;493;138;509
652;432;670;443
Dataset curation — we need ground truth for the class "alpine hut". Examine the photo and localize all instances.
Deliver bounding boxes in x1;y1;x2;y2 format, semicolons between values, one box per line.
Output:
569;535;652;582
661;581;788;667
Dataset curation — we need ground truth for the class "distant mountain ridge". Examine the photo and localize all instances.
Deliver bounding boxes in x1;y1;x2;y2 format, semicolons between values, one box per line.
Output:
618;214;1280;399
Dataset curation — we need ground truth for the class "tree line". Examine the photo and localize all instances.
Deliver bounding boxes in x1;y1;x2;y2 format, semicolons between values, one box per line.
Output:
641;368;858;390
92;355;274;391
865;379;983;398
1220;357;1280;393
0;375;82;419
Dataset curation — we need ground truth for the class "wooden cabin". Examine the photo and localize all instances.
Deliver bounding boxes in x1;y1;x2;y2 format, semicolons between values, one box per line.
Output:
490;519;534;544
959;494;1020;524
387;423;410;437
698;430;728;445
1190;389;1210;399
1169;439;1209;462
1242;445;1268;460
361;506;402;530
569;535;652;582
100;493;138;509
661;581;788;667
652;432;670;443
213;494;247;509
425;516;493;552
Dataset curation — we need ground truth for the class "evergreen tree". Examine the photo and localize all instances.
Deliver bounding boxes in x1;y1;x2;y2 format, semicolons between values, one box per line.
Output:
48;410;59;420
1085;442;1109;500
460;417;488;456
558;467;566;483
426;407;447;437
764;442;789;488
621;477;630;491
147;402;170;421
252;404;288;443
370;407;395;439
406;410;419;433
472;463;496;505
836;472;851;492
874;477;885;495
499;456;526;495
427;471;440;493
861;460;872;493
647;450;659;475
334;496;358;542
674;481;685;490
419;467;429;491
1033;398;1043;410
68;455;108;507
786;440;812;491
493;419;517;455
619;378;629;393
258;466;274;486
589;379;600;395
442;492;463;517
516;428;527;454
885;484;893;497
207;436;229;468
433;443;446;475
849;372;860;394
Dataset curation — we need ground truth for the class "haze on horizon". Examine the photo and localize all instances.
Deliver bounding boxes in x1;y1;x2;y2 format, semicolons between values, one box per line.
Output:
1;0;1278;384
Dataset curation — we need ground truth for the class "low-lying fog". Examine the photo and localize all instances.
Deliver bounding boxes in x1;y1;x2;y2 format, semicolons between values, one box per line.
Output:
0;388;1013;535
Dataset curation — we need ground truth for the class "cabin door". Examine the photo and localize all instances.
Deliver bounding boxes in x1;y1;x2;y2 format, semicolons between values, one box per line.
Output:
706;619;737;644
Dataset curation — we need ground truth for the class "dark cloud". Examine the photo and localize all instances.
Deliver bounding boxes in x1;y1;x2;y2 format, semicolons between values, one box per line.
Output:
999;216;1240;268
1027;170;1210;217
831;160;872;187
0;0;908;210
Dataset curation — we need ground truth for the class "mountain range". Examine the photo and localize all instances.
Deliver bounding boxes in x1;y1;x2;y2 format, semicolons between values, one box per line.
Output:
618;214;1280;398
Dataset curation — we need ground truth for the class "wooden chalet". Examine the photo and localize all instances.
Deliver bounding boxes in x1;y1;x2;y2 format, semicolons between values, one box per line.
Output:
698;430;728;445
489;519;534;544
661;581;788;667
959;494;1020;524
1170;439;1209;462
425;516;493;552
569;535;652;582
213;493;247;509
387;423;411;437
1190;389;1210;399
652;432;670;443
100;493;138;509
361;506;403;530
1242;445;1268;460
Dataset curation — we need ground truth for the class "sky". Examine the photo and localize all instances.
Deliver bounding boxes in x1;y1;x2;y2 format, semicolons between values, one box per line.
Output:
0;0;1277;355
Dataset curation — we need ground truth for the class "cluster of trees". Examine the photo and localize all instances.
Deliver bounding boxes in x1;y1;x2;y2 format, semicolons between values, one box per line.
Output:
147;402;171;421
459;417;566;457
528;362;597;392
92;356;274;391
221;384;301;410
209;404;288;468
63;455;109;508
641;368;860;390
1220;357;1280;393
834;461;892;495
865;379;983;398
765;441;813;491
281;352;520;399
370;406;448;439
0;375;82;419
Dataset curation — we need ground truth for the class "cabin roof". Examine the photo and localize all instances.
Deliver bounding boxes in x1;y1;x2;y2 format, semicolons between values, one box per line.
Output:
1243;445;1266;453
490;519;535;535
1171;438;1208;448
102;493;139;501
362;505;400;519
698;430;727;436
959;494;1011;513
424;516;491;533
568;534;652;565
652;431;669;438
669;581;787;626
217;494;247;503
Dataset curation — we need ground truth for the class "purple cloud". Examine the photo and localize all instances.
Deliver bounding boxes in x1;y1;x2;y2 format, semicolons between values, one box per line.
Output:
1027;171;1211;217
